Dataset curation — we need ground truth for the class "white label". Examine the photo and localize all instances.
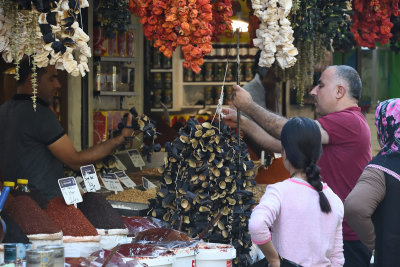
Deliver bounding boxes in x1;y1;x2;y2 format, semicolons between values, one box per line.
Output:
114;170;136;188
58;177;83;205
115;157;127;171
142;176;157;190
75;176;87;194
101;173;124;192
128;149;146;167
80;164;101;192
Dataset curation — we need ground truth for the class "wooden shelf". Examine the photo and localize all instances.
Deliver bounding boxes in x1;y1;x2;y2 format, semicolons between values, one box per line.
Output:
96;91;137;96
150;108;180;112
182;82;248;86
150;69;173;72
99;57;136;63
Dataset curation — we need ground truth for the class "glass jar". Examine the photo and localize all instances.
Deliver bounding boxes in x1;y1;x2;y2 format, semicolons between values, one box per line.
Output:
152;49;161;69
164;73;172;89
204;63;213;82
15;179;30;193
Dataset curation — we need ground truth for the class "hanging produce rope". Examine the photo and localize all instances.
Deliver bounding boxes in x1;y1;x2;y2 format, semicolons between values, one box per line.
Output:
149;119;257;266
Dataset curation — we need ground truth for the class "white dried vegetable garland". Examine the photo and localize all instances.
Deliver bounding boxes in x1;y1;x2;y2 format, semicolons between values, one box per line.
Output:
0;0;90;77
251;0;298;68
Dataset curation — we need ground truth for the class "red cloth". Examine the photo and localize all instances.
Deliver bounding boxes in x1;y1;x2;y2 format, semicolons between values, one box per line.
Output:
318;107;372;240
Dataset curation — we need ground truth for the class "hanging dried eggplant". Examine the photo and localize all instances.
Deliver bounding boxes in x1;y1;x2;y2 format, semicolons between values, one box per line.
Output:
148;119;256;267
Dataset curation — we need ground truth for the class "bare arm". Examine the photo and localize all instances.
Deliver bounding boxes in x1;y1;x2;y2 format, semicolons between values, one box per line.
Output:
232;84;287;139
344;167;386;250
49;113;136;170
315;120;330;144
258;242;280;267
222;107;282;152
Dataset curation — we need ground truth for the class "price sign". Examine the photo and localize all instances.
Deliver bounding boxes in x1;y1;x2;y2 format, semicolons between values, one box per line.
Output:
115;157;127;171
114;170;136;188
101;173;124;192
142;176;157;190
128;149;146;168
80;165;101;192
58;177;83;205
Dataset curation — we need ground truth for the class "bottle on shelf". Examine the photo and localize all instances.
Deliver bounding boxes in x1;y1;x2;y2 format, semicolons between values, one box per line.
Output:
15;179;30;193
204;63;213;82
204;86;213;105
245;62;253;81
152;48;161;69
3;181;15;189
162;55;172;69
95;65;102;91
184;68;193;82
112;65;118;92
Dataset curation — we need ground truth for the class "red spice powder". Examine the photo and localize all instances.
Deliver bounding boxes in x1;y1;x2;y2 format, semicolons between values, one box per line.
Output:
45;197;98;237
135;228;190;242
4;195;61;235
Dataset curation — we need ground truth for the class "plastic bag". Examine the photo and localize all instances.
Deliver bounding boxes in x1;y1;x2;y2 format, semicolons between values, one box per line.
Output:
121;216;161;237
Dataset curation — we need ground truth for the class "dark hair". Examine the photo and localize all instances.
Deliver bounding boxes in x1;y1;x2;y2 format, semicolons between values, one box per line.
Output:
17;56;47;85
281;117;332;213
334;65;362;101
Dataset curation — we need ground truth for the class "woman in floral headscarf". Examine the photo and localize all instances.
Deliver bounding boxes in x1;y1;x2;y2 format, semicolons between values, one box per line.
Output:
344;98;400;267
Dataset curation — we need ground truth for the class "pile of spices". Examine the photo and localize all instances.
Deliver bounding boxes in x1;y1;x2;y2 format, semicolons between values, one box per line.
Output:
77;192;125;230
1;211;29;243
5;195;61;235
121;216;160;237
10;189;49;209
106;188;157;204
135;228;191;242
45;197;98;237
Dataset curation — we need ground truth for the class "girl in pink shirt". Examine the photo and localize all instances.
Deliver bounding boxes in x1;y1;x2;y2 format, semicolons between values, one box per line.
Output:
249;117;344;267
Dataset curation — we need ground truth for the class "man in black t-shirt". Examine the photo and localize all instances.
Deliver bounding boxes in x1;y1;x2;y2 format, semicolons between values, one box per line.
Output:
0;56;135;200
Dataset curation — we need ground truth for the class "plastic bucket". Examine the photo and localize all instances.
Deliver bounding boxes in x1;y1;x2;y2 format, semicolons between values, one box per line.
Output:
196;243;236;267
172;247;197;267
138;254;175;267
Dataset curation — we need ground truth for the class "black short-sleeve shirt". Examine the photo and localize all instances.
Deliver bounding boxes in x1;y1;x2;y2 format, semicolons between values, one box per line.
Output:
0;94;65;200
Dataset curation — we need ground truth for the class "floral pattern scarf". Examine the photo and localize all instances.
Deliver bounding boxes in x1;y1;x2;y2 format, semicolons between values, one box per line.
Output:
375;98;400;155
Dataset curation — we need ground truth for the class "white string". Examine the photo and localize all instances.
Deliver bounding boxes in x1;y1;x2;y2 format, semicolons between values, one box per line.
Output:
212;59;229;133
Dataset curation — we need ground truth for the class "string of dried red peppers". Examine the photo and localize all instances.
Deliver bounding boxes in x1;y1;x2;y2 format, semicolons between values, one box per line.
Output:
351;0;400;49
129;0;218;73
210;0;233;42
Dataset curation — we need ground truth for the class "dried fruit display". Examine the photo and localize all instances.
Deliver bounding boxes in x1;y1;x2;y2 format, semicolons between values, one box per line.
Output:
128;0;214;73
351;0;400;49
210;0;233;42
251;0;298;68
149;119;256;266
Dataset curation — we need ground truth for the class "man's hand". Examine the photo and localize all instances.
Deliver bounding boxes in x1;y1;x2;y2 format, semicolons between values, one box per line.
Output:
232;84;253;112
221;107;238;128
120;113;137;140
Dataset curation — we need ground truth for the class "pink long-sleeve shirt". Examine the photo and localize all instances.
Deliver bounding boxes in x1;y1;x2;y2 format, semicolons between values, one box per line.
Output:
249;178;345;267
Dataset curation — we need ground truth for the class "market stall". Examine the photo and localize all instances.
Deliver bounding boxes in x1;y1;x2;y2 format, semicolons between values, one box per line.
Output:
1;0;400;265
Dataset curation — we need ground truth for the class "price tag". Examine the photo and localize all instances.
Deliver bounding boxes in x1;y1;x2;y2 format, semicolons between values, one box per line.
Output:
114;170;136;188
100;173;124;193
80;165;101;192
58;177;83;205
128;149;146;168
115;157;127;171
75;176;87;194
142;176;157;190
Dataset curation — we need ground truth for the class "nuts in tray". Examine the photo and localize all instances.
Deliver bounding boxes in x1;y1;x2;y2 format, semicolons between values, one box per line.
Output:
106;188;157;204
247;184;268;204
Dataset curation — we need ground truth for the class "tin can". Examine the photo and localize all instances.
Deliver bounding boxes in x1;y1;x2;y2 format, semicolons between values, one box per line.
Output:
38;245;64;267
26;249;54;267
4;243;31;263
